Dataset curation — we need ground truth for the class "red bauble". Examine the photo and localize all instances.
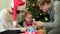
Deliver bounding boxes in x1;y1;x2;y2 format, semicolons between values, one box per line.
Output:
36;16;39;18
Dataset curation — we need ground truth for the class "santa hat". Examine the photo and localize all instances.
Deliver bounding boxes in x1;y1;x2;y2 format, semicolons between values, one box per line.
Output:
10;0;26;11
11;0;26;27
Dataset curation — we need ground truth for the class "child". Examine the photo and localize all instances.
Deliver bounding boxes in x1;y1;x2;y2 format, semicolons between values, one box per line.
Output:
19;11;33;27
18;11;39;32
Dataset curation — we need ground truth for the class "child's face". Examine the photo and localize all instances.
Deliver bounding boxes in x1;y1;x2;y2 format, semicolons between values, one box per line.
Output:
25;14;32;22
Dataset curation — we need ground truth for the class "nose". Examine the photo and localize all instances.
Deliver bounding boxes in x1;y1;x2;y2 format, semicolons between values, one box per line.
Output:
39;7;45;12
39;6;43;10
39;6;46;12
39;8;44;11
42;8;46;12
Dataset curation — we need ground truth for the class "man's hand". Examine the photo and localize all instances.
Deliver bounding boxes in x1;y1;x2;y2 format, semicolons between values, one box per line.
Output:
35;21;43;27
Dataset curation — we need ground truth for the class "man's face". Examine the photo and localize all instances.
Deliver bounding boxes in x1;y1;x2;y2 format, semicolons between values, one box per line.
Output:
39;3;50;12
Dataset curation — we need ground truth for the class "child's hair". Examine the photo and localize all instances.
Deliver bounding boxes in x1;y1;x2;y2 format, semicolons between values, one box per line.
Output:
25;11;32;17
23;11;32;21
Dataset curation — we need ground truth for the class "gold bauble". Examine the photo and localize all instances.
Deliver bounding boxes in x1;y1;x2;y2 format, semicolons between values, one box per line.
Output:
40;13;42;15
45;17;48;21
32;4;35;6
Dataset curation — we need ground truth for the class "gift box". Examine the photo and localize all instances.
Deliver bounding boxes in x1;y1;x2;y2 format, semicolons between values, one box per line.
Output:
22;31;38;34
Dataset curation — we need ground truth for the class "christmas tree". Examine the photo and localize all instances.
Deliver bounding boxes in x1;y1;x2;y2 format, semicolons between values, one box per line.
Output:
26;0;50;22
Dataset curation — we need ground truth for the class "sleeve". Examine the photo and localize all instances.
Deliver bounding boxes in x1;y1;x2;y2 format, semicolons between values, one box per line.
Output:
0;9;10;32
0;21;6;32
43;1;60;28
0;8;11;30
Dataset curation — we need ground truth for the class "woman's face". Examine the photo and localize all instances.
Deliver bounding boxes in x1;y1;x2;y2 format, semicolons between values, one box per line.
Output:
25;14;32;22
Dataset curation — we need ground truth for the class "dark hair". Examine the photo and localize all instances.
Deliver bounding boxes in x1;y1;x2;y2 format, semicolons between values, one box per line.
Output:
23;11;32;21
37;0;51;6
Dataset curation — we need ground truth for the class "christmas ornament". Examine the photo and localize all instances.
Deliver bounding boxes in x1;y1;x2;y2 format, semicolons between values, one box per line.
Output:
45;17;48;21
36;16;39;18
40;13;42;15
32;4;35;6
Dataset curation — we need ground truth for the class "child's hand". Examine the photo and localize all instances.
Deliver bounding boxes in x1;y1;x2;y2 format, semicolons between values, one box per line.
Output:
21;27;28;32
25;26;30;30
23;27;30;32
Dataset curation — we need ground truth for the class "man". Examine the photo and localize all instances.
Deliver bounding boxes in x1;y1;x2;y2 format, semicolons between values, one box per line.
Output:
36;0;60;34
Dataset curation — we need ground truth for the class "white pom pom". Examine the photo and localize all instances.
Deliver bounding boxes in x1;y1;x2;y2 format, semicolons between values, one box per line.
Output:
13;21;17;27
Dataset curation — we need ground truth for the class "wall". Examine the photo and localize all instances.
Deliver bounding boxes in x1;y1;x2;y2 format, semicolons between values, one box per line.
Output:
0;0;11;10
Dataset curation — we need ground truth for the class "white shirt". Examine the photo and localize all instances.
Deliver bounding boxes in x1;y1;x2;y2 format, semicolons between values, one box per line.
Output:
0;8;13;32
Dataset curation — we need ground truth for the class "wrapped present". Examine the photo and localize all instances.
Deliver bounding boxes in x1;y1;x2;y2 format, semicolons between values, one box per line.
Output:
22;31;38;34
28;27;36;32
37;30;46;34
22;27;46;34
